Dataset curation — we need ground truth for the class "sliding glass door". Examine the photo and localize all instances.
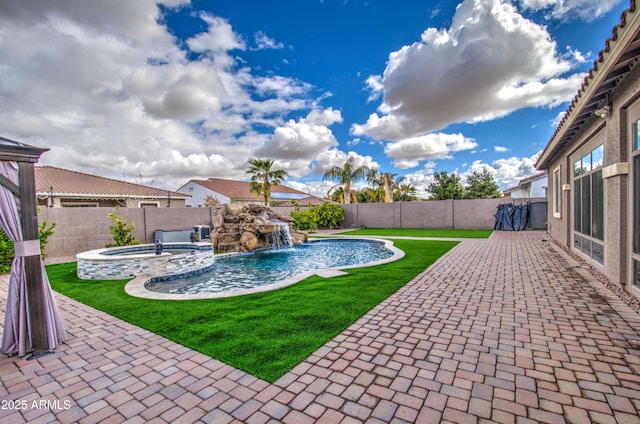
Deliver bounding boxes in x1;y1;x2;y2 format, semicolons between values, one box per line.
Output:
573;144;604;265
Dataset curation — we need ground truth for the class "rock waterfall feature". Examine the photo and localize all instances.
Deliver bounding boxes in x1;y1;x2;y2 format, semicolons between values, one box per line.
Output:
211;204;307;253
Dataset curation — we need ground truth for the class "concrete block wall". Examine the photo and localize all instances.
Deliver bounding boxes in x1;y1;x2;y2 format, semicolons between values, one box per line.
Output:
39;198;546;262
340;198;545;230
38;207;215;260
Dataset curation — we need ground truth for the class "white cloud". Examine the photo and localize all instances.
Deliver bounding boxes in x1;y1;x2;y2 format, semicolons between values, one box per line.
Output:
187;14;245;53
253;30;285;50
384;133;478;169
253;76;312;98
140;62;224;120
402;152;543;196
552;110;567;127
255;121;338;160
285;177;354;200
401;169;436;199
312;150;379;177
247;107;378;183
305;107;343;126
365;75;384;102
462;151;542;189
563;46;589;64
351;0;585;141
254;108;342;161
494;146;508;152
287;148;380;199
517;0;624;21
0;0;320;189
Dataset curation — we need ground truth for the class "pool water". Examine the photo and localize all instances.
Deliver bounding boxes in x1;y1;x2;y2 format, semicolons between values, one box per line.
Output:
145;239;392;295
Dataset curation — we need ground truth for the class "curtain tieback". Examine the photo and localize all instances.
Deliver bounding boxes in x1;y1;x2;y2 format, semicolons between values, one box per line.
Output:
14;239;41;257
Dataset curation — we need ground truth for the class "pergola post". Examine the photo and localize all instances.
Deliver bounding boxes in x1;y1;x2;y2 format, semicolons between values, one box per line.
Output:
18;162;49;356
0;137;52;357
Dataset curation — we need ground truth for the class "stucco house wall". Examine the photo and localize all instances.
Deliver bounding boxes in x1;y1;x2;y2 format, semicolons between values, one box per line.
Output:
538;4;640;298
505;174;548;198
529;177;548;198
178;181;231;207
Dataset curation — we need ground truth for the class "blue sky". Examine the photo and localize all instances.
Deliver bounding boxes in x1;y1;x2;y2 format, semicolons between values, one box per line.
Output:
0;0;630;197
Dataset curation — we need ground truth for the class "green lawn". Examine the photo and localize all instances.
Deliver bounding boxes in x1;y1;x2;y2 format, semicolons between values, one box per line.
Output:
335;228;493;238
47;239;457;382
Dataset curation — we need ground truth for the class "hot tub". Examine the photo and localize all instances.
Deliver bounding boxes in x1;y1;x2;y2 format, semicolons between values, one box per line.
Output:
76;242;214;280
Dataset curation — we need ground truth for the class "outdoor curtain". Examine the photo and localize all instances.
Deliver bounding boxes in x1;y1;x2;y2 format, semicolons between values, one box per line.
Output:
0;161;66;357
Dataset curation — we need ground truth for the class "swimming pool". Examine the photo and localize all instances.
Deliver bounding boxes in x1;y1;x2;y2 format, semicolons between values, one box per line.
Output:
136;238;403;298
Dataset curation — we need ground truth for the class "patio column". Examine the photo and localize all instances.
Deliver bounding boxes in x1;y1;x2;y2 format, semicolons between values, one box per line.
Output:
18;161;49;356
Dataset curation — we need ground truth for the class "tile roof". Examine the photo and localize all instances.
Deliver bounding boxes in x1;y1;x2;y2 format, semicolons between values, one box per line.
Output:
35;166;189;199
190;178;313;202
276;196;331;207
516;171;547;185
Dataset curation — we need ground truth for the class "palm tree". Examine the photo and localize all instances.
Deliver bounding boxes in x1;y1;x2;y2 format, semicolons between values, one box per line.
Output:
328;186;355;204
246;158;288;205
322;157;373;204
369;171;402;203
394;184;418;202
361;186;384;203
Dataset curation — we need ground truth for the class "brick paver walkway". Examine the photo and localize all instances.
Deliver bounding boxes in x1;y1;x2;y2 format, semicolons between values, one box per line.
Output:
1;231;640;423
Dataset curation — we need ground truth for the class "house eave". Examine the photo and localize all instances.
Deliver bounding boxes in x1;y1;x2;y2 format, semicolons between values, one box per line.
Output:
536;1;640;170
36;192;190;200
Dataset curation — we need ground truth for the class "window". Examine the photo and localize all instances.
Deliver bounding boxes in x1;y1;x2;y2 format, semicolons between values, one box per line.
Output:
62;202;98;207
139;202;159;208
553;167;561;218
573;144;604;265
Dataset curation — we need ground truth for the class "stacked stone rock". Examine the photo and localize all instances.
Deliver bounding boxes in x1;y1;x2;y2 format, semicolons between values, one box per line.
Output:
211;203;307;253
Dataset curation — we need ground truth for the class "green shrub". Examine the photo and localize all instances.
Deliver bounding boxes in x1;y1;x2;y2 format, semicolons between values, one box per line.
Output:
316;202;344;229
39;218;56;260
290;204;318;232
0;229;13;274
106;206;140;247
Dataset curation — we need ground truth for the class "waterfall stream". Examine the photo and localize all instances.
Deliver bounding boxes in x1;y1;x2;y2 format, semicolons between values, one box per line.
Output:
259;211;293;248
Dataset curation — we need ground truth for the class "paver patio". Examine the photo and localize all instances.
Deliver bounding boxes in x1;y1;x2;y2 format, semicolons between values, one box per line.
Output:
1;231;640;423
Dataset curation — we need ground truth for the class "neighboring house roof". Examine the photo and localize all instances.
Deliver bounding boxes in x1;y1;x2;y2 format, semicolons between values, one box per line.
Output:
502;185;519;195
502;172;547;195
277;196;330;207
536;1;640;169
518;172;547;185
35;166;189;200
188;178;313;202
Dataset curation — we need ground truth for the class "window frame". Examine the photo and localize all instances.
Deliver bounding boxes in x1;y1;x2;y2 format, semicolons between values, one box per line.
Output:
572;143;605;265
139;201;160;208
61;202;99;208
552;166;561;218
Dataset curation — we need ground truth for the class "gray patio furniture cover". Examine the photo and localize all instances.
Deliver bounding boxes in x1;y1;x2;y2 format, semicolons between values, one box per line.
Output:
494;202;530;231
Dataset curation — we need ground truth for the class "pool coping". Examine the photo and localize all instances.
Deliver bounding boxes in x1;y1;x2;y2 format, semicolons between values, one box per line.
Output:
124;237;405;300
76;241;213;261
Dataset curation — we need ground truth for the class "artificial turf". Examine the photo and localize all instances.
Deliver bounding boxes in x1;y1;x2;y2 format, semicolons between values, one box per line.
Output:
335;228;493;238
47;238;456;382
